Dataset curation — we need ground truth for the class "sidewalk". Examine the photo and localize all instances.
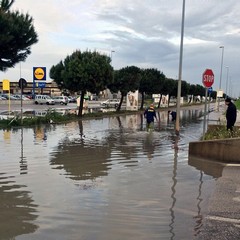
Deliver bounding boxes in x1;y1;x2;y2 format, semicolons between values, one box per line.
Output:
209;101;240;126
196;103;240;239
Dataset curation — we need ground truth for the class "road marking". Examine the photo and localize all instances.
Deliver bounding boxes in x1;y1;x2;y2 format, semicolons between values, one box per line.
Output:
206;215;240;224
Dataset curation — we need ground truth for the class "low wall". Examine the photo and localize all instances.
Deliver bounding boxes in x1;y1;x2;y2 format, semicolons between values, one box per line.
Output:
189;138;240;163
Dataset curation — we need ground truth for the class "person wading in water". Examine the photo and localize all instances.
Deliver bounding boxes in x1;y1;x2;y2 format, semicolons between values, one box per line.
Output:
144;104;158;131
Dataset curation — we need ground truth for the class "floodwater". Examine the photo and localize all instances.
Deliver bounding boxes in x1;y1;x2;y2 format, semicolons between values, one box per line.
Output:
0;108;218;240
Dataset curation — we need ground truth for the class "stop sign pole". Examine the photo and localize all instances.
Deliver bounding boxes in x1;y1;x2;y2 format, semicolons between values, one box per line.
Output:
202;69;214;138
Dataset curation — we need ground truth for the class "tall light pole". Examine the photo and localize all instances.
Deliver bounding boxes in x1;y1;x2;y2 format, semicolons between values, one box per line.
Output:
111;50;115;63
175;0;186;135
229;77;232;97
225;66;229;97
217;46;224;111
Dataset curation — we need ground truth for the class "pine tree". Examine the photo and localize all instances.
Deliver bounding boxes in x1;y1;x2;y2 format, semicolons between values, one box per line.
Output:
0;0;38;71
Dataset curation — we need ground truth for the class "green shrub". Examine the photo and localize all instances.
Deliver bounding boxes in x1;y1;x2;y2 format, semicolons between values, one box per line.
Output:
203;125;240;140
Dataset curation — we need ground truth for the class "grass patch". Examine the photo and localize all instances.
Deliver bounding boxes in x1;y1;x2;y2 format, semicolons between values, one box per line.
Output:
0;109;140;129
0;109;78;129
203;125;240;140
203;99;240;140
235;99;240;110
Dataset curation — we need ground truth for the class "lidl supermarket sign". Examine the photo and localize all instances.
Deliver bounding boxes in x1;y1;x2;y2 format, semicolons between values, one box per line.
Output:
33;67;46;80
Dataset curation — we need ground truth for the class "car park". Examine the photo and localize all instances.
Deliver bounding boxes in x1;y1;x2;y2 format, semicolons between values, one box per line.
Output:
0;94;18;100
52;96;69;105
101;99;120;108
34;95;55;105
13;94;31;101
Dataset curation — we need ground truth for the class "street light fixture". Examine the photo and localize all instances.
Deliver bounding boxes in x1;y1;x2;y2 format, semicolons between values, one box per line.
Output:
217;46;224;111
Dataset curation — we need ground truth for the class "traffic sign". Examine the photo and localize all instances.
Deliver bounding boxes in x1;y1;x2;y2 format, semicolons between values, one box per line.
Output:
18;78;27;89
37;82;46;88
208;87;213;94
202;69;214;88
2;79;10;91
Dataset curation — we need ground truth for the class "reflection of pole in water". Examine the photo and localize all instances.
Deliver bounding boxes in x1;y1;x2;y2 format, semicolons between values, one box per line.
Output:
194;170;203;236
20;127;28;174
156;112;161;131
116;116;123;130
140;114;144;131
169;137;178;239
78;120;85;139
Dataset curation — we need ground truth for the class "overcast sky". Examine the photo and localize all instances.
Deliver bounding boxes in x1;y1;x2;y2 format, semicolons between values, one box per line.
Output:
2;0;240;97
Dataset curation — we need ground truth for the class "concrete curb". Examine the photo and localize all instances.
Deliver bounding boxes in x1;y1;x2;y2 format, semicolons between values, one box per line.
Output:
189;138;240;163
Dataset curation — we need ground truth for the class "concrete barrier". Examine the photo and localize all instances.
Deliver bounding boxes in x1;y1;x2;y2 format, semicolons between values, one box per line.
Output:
189;138;240;163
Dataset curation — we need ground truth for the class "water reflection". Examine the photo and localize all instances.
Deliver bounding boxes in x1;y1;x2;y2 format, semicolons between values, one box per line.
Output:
142;132;156;160
0;107;218;239
33;126;48;142
0;173;38;239
169;136;178;239
194;171;203;236
188;156;225;178
50;119;112;182
20;127;28;174
50;141;111;182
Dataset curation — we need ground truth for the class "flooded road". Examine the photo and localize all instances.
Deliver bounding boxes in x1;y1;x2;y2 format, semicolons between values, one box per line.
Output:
0;108;217;240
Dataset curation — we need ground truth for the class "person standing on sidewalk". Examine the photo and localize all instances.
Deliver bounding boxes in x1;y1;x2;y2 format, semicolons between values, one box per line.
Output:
144;104;158;131
225;97;237;131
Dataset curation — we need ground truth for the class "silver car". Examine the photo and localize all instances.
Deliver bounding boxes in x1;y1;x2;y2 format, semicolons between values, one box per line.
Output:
52;96;69;105
101;99;120;108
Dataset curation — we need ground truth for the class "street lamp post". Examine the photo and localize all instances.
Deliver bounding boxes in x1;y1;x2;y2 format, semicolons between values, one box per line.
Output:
225;66;229;97
175;0;186;135
229;77;232;97
111;50;115;62
217;46;224;111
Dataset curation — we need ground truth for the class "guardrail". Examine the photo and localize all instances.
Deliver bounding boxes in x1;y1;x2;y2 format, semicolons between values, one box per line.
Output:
0;100;34;105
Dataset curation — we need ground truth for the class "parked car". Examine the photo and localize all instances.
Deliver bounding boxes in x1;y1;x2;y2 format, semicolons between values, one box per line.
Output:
67;96;77;103
0;96;7;100
52;96;69;105
101;99;120;108
0;94;18;100
34;95;55;105
13;94;31;101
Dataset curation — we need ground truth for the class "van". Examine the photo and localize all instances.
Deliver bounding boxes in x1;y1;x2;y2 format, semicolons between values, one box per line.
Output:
52;96;68;105
34;95;55;105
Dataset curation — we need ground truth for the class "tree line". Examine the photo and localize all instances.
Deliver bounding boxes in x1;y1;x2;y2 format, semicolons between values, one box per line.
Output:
50;50;216;117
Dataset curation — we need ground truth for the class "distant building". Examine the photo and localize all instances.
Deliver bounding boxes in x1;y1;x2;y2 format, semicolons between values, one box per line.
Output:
0;81;61;96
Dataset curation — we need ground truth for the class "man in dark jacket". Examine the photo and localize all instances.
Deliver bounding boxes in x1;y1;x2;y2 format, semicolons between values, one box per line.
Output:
225;97;237;131
144;104;158;131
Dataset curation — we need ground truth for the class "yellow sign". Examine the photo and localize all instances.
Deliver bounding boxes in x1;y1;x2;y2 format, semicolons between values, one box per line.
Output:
33;67;46;80
3;79;10;90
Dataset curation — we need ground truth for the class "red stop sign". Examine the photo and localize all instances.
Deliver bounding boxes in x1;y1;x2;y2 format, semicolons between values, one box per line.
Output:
202;69;214;88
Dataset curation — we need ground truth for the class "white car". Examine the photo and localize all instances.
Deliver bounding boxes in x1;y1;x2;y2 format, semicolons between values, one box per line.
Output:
52;96;69;105
34;95;55;105
101;99;120;108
